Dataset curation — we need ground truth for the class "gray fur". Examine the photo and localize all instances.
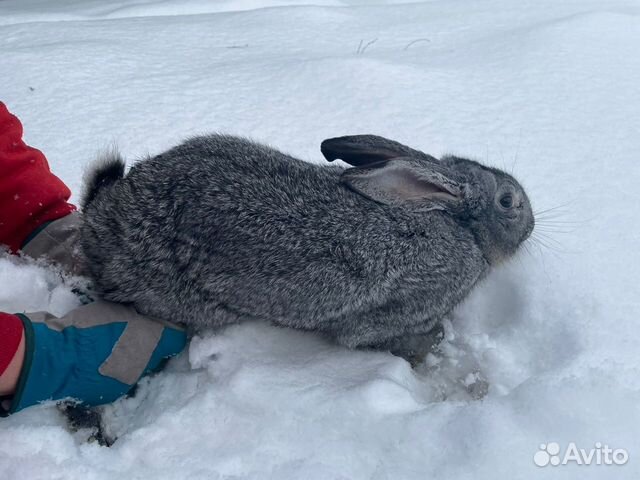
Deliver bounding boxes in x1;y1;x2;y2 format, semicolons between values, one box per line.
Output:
80;134;534;357
81;149;125;209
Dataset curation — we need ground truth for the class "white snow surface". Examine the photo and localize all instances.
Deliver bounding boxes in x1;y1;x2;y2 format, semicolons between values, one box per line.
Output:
1;0;640;478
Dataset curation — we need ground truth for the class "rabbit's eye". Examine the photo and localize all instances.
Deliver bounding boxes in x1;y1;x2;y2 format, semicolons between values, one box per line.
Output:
499;194;514;209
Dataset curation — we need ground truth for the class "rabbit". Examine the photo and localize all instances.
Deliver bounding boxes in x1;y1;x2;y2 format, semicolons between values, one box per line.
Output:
80;134;534;362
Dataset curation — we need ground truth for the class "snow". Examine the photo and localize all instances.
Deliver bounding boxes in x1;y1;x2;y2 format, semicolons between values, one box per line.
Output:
1;0;640;478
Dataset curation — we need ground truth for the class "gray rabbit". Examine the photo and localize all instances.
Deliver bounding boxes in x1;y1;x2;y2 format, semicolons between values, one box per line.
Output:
80;134;534;362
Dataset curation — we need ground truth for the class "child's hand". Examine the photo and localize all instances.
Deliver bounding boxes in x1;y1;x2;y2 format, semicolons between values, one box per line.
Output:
2;301;186;415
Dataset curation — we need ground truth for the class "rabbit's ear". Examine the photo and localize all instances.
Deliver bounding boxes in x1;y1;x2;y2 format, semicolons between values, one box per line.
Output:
341;158;463;210
321;135;435;167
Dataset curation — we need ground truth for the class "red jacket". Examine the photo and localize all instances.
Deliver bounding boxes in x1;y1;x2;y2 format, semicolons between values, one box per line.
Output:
0;102;76;253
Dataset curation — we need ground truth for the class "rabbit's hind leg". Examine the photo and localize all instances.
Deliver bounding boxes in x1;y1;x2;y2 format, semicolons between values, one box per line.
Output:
58;402;115;447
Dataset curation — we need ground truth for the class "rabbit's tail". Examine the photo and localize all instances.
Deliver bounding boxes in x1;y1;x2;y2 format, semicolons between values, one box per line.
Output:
82;148;125;209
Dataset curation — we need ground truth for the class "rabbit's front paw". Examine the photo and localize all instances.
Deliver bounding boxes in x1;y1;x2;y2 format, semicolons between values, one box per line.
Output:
374;324;446;367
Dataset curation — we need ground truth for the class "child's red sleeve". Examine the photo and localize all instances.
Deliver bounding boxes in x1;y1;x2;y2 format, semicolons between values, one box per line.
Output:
0;313;23;376
0;102;76;253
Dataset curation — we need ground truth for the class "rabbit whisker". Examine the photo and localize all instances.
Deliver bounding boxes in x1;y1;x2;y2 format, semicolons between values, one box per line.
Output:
530;232;572;255
533;225;575;234
533;201;575;216
510;128;522;176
